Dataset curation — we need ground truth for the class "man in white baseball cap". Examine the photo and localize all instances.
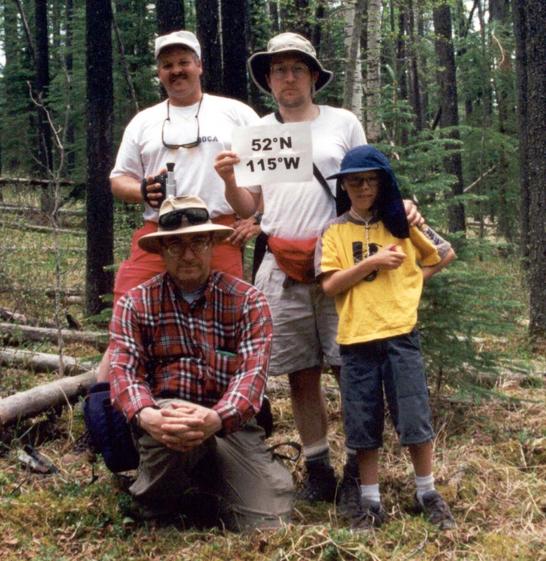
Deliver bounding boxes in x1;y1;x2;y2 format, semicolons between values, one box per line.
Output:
95;29;260;384
108;195;294;530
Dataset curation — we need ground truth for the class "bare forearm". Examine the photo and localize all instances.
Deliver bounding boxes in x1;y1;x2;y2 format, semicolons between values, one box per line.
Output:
224;177;260;218
422;248;456;281
111;175;142;204
321;259;378;297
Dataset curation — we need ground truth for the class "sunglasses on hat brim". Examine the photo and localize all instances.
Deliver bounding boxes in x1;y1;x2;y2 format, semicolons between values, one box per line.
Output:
158;207;210;230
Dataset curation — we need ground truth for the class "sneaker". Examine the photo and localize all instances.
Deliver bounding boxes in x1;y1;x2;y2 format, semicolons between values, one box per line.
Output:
416;490;456;530
296;463;337;503
336;463;361;519
351;498;386;530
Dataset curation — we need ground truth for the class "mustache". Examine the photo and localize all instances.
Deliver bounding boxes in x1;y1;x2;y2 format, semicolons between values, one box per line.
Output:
170;73;188;82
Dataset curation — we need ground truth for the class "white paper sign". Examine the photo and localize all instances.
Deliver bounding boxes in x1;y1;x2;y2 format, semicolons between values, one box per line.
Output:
232;122;313;185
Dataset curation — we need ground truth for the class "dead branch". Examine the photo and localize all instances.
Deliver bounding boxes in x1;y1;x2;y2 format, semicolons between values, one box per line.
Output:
0;323;108;351
463;165;497;193
0;369;96;431
0;348;94;375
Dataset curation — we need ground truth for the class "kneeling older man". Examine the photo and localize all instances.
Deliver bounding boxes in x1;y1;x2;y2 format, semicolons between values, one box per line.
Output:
109;195;294;530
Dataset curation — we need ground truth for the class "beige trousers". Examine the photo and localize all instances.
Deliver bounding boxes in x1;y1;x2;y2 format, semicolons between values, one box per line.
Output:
130;399;294;531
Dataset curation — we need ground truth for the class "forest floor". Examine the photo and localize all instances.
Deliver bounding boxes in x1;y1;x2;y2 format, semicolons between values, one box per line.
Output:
0;196;545;560
0;363;544;561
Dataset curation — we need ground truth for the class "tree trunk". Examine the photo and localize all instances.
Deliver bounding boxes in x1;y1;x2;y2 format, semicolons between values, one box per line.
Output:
0;369;96;430
65;0;76;173
342;0;364;121
490;0;516;241
512;0;546;343
408;0;424;132
85;0;114;315
396;3;409;144
34;0;54;215
222;0;249;102
156;0;185;34
365;0;382;142
432;3;466;233
511;0;528;263
196;0;223;95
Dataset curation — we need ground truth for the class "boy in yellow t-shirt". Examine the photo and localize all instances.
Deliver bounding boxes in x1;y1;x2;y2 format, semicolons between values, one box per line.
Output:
315;145;456;531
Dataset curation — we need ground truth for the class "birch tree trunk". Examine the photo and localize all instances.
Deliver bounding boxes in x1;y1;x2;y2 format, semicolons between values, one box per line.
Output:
342;0;364;121
365;0;382;142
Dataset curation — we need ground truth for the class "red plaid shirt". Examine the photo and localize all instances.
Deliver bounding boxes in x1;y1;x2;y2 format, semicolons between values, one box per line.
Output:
109;271;272;434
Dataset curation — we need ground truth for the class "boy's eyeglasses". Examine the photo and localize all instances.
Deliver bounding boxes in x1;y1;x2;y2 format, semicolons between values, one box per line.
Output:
162;237;211;257
342;175;380;189
161;97;203;149
270;64;310;79
158;208;210;230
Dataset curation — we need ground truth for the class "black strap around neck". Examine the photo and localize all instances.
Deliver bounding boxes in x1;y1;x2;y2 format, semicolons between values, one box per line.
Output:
274;111;335;201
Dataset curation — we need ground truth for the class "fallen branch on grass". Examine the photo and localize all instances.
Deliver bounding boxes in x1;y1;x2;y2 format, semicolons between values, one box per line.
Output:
0;220;84;236
0;369;96;430
0;323;108;351
0;348;94;375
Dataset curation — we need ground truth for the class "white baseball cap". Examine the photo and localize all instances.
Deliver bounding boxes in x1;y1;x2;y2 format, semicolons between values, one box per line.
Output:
154;30;201;59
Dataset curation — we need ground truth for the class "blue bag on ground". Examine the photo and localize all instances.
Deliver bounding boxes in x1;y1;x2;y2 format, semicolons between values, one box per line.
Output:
83;382;139;473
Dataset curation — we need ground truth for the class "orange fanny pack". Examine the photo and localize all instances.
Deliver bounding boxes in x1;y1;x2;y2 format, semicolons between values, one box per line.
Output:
267;236;318;284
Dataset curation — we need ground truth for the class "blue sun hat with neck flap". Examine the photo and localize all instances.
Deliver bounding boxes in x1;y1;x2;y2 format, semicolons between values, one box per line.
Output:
328;145;410;239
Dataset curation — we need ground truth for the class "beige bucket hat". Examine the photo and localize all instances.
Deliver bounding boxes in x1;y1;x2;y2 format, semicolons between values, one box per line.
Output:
138;195;233;254
248;32;333;95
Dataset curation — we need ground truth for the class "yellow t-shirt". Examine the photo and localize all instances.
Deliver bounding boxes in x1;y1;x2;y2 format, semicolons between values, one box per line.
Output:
316;215;442;345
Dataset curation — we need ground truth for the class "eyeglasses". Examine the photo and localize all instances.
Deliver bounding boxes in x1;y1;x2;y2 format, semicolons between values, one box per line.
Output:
342;174;381;189
161;97;203;149
162;236;212;257
159;207;210;230
270;63;310;79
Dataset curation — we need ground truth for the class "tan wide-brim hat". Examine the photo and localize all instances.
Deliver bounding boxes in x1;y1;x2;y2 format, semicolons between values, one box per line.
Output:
248;32;333;96
138;195;233;254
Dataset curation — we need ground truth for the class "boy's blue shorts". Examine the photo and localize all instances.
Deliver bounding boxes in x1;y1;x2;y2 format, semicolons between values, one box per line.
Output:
340;329;434;450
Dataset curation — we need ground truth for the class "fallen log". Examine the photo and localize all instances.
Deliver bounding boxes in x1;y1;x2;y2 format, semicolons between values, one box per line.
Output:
0;323;108;351
0;369;97;430
0;176;78;187
0;219;84;235
0;204;84;217
0;348;94;375
0;307;29;324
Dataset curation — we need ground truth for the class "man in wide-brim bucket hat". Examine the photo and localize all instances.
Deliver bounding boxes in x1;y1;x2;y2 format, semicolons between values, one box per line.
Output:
137;194;234;254
213;30;423;516
248;32;333;95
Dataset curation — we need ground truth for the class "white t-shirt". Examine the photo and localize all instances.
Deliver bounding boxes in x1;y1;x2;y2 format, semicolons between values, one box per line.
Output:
248;106;366;239
111;94;259;220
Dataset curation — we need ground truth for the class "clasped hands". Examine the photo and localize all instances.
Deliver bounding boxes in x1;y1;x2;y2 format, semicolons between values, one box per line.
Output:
138;401;222;453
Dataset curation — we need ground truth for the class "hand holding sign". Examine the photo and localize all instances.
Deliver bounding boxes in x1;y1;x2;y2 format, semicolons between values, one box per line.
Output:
232;122;313;186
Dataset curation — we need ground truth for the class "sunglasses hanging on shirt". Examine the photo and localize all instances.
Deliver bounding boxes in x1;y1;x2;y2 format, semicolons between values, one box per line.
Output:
161;96;203;149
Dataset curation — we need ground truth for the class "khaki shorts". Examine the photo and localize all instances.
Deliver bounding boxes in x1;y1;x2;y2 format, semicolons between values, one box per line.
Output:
130;399;294;531
255;252;341;376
